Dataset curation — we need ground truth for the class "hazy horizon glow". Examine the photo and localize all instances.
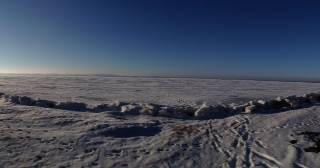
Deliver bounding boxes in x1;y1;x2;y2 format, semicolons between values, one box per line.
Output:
1;1;320;81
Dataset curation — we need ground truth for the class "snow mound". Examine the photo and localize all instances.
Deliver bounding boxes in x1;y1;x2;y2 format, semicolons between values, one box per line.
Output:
92;101;125;112
54;102;87;112
232;92;320;113
194;104;230;118
1;92;320;119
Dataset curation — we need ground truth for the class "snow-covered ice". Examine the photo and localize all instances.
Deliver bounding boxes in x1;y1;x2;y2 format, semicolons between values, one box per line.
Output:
1;76;320;167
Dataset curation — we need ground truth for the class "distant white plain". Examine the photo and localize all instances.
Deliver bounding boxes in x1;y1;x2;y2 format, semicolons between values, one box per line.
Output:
1;76;320;106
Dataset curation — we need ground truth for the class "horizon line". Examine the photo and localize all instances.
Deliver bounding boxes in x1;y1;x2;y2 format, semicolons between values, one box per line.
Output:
0;73;320;83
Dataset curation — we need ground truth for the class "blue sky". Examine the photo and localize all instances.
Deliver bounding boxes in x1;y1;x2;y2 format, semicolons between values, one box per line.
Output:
1;1;320;81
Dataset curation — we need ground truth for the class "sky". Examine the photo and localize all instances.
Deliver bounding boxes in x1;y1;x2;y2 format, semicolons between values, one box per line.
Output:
0;0;320;81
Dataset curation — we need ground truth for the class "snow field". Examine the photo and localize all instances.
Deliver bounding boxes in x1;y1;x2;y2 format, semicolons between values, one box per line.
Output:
1;76;320;167
1;92;320;119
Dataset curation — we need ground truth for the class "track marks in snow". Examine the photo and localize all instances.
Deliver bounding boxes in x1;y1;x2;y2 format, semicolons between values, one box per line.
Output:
293;162;308;168
223;149;232;158
281;144;308;168
226;116;284;167
205;120;223;153
225;116;256;167
105;149;123;157
255;140;267;148
251;120;319;135
231;138;240;148
252;149;282;166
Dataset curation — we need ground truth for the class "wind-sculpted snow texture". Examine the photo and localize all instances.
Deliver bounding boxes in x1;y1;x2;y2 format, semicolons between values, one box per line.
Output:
1;92;320;119
1;76;320;167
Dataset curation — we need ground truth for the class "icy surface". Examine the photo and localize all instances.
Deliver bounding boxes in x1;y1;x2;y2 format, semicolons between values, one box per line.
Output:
1;76;320;168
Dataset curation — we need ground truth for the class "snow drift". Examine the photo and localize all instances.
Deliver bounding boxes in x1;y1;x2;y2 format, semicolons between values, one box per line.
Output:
1;92;320;119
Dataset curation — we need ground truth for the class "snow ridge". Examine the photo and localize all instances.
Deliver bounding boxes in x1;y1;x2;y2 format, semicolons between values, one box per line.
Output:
1;92;319;119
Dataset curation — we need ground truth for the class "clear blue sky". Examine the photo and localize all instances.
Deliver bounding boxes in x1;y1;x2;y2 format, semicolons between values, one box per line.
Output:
1;1;320;81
